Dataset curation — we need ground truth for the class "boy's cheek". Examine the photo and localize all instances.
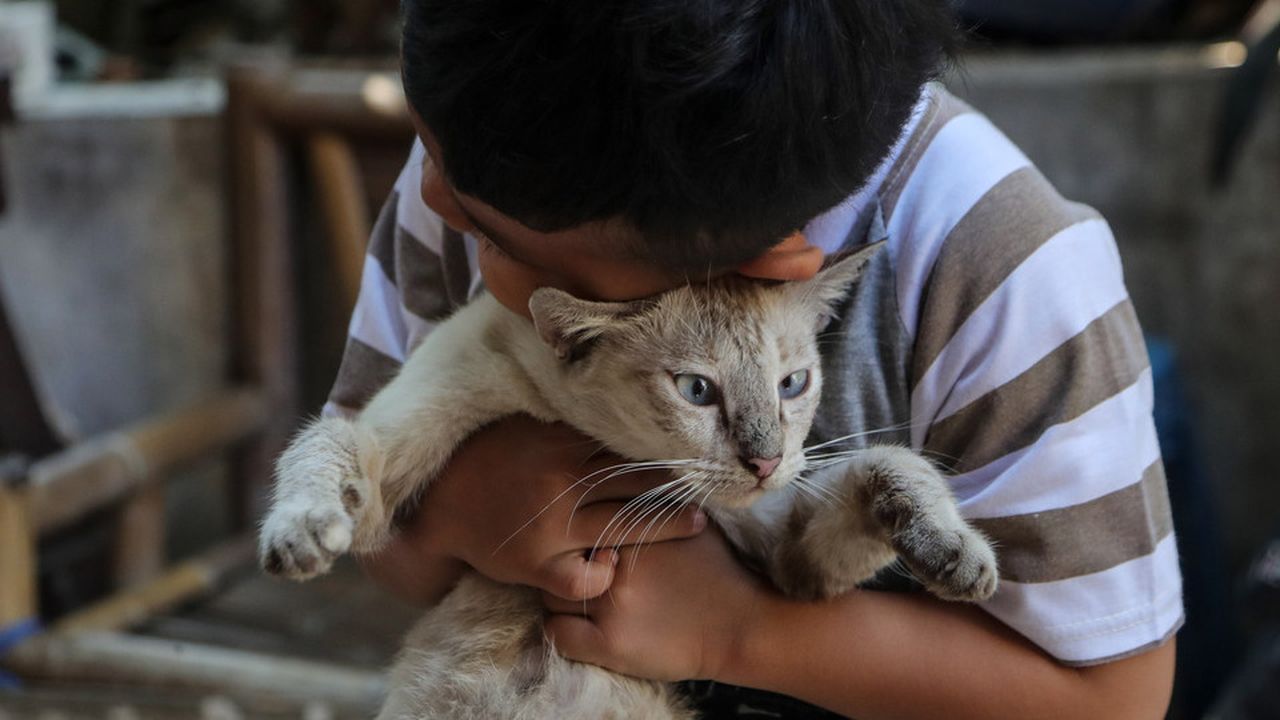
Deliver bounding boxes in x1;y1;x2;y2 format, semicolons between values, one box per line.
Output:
477;253;540;320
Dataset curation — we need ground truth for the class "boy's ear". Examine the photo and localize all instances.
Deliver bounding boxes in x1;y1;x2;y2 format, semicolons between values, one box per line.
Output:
528;288;644;361
790;240;885;330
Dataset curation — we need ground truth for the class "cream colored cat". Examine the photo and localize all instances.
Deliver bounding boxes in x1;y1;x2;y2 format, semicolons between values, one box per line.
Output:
259;244;997;719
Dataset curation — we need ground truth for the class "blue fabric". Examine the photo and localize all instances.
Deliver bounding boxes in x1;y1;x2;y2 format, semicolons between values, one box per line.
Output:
1146;337;1236;718
0;617;39;655
0;617;40;691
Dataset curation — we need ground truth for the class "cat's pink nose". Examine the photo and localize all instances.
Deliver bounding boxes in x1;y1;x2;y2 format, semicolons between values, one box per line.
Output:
743;456;782;479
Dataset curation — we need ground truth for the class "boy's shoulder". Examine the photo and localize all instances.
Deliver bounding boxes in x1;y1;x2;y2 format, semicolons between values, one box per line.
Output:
809;84;1182;668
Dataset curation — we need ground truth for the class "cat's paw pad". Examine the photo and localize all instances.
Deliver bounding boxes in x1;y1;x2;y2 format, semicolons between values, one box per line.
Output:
899;526;998;602
259;499;353;580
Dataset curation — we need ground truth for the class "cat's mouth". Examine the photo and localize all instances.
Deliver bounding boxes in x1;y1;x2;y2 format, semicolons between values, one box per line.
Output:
700;469;797;509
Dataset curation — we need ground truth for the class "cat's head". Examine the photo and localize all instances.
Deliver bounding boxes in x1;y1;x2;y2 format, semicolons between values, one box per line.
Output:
528;242;881;509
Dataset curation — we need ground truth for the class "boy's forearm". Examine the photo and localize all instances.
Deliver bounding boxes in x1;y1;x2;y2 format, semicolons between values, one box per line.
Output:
725;589;1175;720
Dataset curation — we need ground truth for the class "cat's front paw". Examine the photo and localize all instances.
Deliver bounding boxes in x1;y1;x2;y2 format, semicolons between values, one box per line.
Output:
898;524;998;602
259;491;360;580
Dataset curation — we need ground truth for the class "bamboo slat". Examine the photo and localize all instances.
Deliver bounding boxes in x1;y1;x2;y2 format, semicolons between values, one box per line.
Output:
26;389;267;535
52;537;256;637
309;132;371;313
0;485;36;630
4;633;385;712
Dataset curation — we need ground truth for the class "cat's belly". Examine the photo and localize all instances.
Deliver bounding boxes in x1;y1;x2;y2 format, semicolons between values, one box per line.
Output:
379;574;694;720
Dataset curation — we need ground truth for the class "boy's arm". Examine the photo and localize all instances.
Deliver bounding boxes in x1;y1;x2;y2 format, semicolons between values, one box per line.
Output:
545;526;1174;719
730;584;1175;719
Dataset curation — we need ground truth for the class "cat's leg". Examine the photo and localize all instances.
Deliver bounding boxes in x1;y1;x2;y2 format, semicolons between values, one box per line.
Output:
260;361;546;578
767;446;997;602
761;478;900;601
258;415;384;580
261;298;554;579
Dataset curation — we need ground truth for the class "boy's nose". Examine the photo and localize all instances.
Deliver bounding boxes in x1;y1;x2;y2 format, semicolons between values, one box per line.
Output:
741;455;782;479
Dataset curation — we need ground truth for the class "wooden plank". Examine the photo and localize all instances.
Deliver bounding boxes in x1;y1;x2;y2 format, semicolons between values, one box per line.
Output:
309;132;370;313
112;482;165;589
52;537;255;637
1;680;357;719
259;70;412;138
0;485;36;630
26;389;268;535
4;633;386;712
226;67;300;531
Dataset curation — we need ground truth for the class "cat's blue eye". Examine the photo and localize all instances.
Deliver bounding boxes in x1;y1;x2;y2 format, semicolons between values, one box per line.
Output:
779;370;810;399
674;374;719;406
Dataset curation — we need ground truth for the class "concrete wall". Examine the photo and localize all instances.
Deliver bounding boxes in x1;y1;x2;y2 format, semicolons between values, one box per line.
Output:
951;47;1280;570
0;81;231;556
0;82;228;440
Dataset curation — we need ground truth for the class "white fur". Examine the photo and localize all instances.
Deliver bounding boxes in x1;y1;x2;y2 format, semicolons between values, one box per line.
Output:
260;247;997;718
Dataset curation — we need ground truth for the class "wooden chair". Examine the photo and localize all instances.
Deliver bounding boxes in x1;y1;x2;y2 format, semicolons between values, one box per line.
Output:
0;63;412;710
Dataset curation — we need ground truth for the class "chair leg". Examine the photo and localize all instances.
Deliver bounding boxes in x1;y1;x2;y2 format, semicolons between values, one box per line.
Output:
0;485;37;636
113;482;166;589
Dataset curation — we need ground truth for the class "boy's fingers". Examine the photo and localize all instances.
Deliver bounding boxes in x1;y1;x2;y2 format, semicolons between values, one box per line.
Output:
540;589;595;615
544;613;611;665
538;550;616;601
570;501;707;550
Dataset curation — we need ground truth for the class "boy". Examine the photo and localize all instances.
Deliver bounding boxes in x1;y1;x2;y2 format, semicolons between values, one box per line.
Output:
327;1;1181;717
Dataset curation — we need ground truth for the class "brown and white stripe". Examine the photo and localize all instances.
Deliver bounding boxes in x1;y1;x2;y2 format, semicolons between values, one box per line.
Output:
870;87;1181;665
324;84;1182;666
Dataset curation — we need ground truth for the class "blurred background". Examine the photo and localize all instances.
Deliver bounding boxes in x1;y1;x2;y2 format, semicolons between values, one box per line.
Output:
0;0;1277;717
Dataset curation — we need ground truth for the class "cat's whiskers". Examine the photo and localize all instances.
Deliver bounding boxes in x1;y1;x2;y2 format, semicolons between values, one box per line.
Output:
607;477;705;554
565;459;710;527
620;486;705;575
582;474;709;607
492;460;698;555
588;475;699;562
801;420;920;455
786;476;827;506
626;478;726;574
579;479;691;613
792;474;845;509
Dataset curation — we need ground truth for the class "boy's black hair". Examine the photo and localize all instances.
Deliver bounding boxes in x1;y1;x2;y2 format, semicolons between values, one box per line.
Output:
402;0;958;270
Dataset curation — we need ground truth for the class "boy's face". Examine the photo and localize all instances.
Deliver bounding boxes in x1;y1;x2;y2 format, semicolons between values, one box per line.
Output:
413;120;824;318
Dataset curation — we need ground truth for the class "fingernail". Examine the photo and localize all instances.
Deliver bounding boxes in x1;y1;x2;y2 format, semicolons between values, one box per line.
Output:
692;509;707;529
610;551;620;566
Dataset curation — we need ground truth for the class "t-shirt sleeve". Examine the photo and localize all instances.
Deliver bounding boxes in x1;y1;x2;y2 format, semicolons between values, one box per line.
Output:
323;139;479;418
905;166;1184;665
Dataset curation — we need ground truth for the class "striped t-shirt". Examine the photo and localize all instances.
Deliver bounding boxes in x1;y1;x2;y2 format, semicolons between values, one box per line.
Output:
325;84;1183;669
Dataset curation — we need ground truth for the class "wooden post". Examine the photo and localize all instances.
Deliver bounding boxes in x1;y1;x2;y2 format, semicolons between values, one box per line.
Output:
112;482;166;589
0;484;36;634
226;67;299;532
309;132;370;313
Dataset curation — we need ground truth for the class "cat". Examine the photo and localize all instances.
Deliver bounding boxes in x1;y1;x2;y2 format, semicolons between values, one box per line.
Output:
258;242;998;719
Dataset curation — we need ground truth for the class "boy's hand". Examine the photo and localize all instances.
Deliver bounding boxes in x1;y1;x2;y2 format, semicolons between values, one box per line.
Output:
409;414;707;601
543;525;770;682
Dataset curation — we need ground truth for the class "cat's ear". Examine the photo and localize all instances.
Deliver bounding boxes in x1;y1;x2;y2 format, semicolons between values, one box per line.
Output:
528;288;643;361
791;240;885;329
